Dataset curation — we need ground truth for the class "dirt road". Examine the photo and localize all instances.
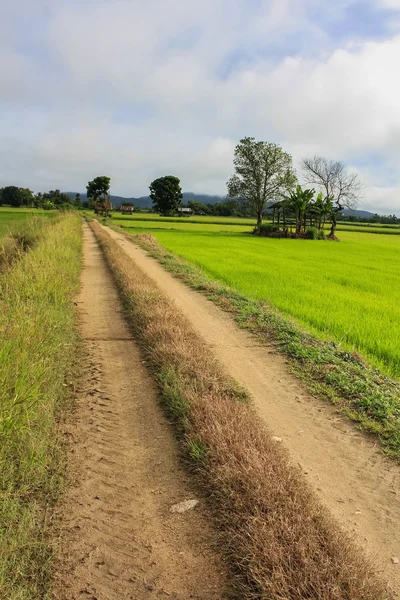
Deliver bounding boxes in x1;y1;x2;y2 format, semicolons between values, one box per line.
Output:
103;224;400;596
52;225;231;600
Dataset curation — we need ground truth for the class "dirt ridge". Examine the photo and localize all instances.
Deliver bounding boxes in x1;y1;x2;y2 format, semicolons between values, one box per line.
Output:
52;225;230;600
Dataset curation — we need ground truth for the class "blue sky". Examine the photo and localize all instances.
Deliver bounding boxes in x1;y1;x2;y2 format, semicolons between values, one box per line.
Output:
1;0;400;213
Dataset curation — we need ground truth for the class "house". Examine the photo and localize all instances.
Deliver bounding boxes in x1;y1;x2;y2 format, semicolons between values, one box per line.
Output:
120;205;135;213
177;207;194;216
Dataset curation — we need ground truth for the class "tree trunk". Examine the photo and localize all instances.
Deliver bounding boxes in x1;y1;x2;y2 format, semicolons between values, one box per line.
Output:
257;211;262;228
329;212;337;236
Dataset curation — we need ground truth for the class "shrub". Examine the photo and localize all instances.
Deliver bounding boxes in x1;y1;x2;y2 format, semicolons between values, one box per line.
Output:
258;223;279;236
306;226;319;239
318;229;327;240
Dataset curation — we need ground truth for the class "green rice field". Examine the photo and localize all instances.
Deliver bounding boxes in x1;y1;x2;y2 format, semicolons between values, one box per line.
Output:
0;207;55;238
115;213;400;377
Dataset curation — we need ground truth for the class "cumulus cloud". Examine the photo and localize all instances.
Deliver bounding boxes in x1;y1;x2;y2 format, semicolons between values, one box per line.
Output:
0;0;400;212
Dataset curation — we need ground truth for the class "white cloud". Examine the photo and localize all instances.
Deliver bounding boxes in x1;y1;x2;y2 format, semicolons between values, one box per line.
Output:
0;0;400;213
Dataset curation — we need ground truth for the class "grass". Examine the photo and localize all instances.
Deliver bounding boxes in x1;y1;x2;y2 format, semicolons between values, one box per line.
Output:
113;230;400;460
139;229;400;378
105;210;400;234
0;215;58;271
91;220;390;600
0;214;82;599
0;207;55;237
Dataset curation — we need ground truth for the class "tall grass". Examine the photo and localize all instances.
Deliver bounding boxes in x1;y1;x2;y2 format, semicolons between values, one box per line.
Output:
0;216;57;270
0;214;82;599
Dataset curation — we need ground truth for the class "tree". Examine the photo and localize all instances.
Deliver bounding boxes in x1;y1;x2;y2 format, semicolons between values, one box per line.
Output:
227;137;297;227
284;185;315;234
301;156;362;236
86;176;111;216
2;186;23;207
149;176;183;215
87;177;111;203
19;188;34;206
42;189;71;206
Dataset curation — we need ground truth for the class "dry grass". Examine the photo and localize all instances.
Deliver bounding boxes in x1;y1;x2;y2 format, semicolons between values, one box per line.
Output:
91;220;390;600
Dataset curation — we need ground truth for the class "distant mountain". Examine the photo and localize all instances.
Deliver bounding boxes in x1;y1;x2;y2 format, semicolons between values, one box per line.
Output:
341;209;376;219
64;192;381;218
65;191;225;209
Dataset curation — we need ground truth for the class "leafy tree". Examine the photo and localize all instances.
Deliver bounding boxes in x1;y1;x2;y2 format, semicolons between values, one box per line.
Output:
284;185;315;234
86;177;111;203
212;199;239;216
87;176;111;215
33;192;43;208
19;188;34;206
312;193;334;230
227;137;297;227
301;156;362;236
42;189;71;206
2;186;23;207
149;176;183;215
42;199;55;210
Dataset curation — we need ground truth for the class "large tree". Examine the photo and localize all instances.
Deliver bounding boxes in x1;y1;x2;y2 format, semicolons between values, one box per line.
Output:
227;137;296;227
301;156;362;236
2;186;23;207
87;177;111;203
87;176;111;215
149;175;183;215
42;189;71;206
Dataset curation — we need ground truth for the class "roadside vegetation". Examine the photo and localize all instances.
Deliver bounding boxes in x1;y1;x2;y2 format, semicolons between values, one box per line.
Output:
110;227;400;459
91;220;389;600
0;213;82;599
0;210;57;269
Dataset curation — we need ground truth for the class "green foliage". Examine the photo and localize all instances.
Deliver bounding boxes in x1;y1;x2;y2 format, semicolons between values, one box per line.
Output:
187;438;207;463
258;223;279;235
149;175;183;216
86;176;111;203
305;226;319;239
318;229;326;240
42;199;55;210
43;189;68;206
2;186;24;207
227;137;297;226
283;185;315;234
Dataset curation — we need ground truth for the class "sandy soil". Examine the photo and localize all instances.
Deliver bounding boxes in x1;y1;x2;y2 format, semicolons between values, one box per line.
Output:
103;224;400;596
52;225;232;600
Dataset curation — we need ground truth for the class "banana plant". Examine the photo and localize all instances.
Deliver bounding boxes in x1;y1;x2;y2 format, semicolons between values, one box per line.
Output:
283;185;315;234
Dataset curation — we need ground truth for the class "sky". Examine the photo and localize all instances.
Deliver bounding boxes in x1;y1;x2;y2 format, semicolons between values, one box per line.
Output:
1;0;400;213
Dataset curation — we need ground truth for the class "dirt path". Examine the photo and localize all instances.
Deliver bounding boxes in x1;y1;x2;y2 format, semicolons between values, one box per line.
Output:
52;225;231;600
102;224;400;596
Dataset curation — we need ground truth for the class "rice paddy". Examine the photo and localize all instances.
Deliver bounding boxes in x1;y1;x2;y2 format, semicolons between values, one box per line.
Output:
116;213;400;377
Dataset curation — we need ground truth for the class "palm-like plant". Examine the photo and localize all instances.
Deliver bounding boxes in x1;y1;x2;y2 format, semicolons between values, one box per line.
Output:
312;193;334;229
284;185;315;234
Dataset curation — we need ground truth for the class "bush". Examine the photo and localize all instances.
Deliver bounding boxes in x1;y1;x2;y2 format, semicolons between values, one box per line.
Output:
317;229;326;240
305;226;319;239
258;223;279;236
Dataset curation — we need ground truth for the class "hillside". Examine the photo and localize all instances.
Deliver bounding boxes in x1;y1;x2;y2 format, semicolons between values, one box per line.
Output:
65;191;226;209
65;191;378;218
